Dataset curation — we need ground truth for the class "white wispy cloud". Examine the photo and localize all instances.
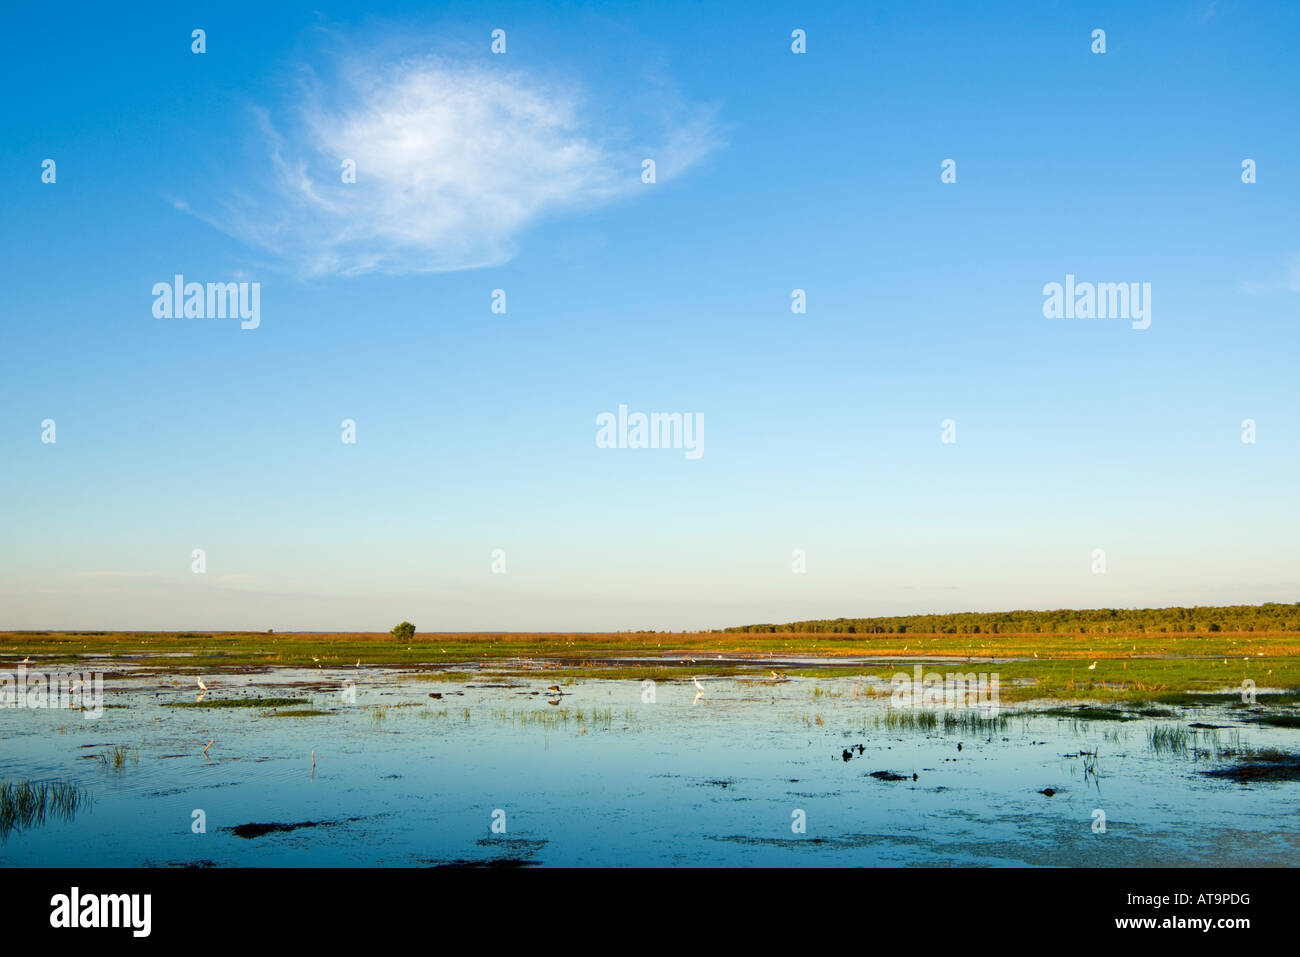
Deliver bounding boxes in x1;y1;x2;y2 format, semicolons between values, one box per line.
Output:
1240;253;1300;295
209;51;721;276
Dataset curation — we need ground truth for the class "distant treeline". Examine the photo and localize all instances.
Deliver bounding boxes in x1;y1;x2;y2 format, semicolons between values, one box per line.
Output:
722;603;1300;635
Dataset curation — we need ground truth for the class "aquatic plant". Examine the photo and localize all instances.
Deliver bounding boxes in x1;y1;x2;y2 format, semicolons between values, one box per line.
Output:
883;710;938;731
98;745;138;772
1147;724;1190;755
0;779;90;839
941;710;1009;735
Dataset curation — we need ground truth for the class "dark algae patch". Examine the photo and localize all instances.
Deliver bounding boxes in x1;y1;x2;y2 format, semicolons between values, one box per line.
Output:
225;815;363;838
1041;706;1137;722
165;697;305;709
1246;714;1300;729
427;836;548;867
1202;751;1300;784
227;820;326;839
869;770;910;782
428;858;541;868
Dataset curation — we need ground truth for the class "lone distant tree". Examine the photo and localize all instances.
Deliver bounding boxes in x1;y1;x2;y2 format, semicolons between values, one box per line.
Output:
390;621;416;642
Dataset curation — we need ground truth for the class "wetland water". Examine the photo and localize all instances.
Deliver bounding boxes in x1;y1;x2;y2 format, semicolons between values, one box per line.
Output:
2;663;1297;866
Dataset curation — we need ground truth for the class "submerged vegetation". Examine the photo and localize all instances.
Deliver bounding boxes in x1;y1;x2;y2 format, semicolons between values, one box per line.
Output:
0;779;90;839
1147;724;1191;754
490;707;618;731
1202;750;1300;783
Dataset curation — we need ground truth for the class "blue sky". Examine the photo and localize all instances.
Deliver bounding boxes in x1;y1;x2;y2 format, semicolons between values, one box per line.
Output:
2;1;1298;632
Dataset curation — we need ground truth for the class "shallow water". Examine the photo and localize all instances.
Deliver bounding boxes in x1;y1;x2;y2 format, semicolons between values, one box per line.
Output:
1;667;1297;866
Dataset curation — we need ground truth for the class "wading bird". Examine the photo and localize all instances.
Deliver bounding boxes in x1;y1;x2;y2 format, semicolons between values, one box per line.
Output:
692;676;705;692
196;677;208;691
1087;662;1097;671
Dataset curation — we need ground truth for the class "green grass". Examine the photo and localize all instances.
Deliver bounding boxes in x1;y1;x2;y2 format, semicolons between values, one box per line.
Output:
3;626;1298;704
853;708;1013;735
98;745;138;772
883;710;938;730
941;710;1011;734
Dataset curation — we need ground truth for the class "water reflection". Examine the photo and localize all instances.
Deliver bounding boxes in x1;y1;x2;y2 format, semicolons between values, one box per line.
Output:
0;779;91;841
0;671;1297;866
